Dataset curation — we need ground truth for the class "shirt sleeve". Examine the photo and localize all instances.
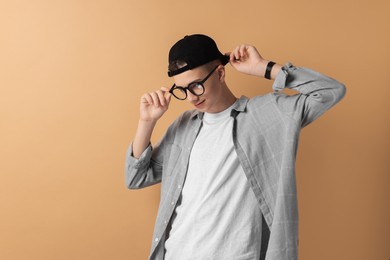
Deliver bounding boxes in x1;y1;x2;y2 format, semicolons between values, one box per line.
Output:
124;112;186;189
124;142;163;189
271;62;346;127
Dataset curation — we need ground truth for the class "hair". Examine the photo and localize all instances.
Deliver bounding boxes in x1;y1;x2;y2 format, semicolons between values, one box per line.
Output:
200;59;223;72
168;60;188;72
168;59;222;75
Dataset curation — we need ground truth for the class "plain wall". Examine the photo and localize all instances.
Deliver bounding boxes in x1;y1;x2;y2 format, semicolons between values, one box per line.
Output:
0;0;389;259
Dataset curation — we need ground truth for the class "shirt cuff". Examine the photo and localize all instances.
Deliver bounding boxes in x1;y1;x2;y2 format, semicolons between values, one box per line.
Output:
272;62;296;92
126;142;153;169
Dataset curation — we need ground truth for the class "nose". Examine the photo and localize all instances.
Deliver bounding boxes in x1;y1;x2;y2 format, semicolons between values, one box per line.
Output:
186;90;199;103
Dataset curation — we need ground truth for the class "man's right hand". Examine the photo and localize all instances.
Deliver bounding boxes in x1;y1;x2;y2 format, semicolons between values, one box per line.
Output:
140;87;172;122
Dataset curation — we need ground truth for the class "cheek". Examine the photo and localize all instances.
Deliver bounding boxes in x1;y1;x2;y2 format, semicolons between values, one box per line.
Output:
204;77;219;94
202;86;213;99
204;82;220;97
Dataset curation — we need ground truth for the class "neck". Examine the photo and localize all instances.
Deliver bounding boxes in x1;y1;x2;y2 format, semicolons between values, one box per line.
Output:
210;83;237;113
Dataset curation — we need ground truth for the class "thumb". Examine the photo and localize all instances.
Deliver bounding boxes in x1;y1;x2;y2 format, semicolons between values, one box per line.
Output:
225;52;239;62
161;87;171;96
165;92;172;103
161;87;172;104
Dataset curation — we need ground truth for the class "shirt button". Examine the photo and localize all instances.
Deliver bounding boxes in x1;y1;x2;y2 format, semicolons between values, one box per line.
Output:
164;220;168;224
177;185;181;189
155;238;159;242
171;201;175;205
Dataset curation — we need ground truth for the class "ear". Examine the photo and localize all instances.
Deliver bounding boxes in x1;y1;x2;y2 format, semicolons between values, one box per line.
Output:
217;65;225;83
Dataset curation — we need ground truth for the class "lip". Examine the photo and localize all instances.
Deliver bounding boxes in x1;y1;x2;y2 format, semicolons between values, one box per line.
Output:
194;100;205;107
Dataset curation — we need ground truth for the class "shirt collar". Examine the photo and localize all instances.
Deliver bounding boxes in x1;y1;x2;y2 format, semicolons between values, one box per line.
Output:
190;95;249;120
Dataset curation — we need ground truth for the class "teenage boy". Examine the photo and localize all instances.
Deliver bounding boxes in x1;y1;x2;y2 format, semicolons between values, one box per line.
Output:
125;34;346;260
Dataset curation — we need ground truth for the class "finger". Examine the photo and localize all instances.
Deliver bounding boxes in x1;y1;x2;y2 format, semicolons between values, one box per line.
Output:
235;46;242;60
239;45;248;59
231;46;240;61
161;87;172;102
141;93;153;105
165;91;172;100
165;92;172;104
161;86;170;92
156;90;166;106
229;52;235;62
150;92;160;107
225;52;234;62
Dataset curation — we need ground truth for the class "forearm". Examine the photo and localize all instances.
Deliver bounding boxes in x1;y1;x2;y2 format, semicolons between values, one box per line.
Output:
125;118;165;189
125;143;162;189
273;63;346;98
271;62;346;127
132;119;157;159
252;59;283;80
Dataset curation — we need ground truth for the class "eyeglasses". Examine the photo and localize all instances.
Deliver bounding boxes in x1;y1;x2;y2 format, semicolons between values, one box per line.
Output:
169;66;218;100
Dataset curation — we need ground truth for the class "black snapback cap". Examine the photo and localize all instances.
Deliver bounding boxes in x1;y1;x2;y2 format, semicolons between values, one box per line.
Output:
168;34;229;77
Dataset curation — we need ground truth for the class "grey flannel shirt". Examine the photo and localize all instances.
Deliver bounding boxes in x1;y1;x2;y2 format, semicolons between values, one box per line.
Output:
125;62;346;260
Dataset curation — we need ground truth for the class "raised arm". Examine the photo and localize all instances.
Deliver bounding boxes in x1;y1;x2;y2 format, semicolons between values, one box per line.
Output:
132;87;171;158
227;44;346;127
125;87;171;189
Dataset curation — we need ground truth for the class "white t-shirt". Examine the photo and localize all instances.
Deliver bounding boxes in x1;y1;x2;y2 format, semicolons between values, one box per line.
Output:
164;103;262;260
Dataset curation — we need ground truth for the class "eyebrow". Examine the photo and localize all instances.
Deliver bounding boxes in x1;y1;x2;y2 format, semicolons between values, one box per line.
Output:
176;78;202;87
189;78;202;84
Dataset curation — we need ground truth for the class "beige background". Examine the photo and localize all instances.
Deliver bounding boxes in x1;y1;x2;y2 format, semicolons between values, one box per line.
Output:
0;0;389;259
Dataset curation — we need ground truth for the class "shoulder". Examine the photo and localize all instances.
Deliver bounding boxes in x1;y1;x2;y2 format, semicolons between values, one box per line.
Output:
248;91;304;109
165;109;199;134
245;92;303;122
246;92;285;110
173;109;198;125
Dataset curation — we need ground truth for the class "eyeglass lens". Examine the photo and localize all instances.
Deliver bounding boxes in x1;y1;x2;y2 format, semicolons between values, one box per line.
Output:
171;83;204;100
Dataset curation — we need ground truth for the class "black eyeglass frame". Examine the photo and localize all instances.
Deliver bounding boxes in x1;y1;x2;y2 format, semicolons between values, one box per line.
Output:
169;66;219;100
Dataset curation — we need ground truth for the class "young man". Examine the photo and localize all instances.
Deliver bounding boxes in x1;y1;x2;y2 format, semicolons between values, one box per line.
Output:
125;34;346;260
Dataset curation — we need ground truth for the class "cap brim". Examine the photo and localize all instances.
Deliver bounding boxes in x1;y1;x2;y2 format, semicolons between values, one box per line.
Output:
168;54;230;77
221;54;230;66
